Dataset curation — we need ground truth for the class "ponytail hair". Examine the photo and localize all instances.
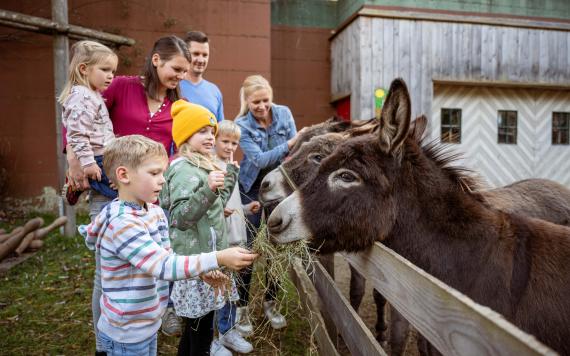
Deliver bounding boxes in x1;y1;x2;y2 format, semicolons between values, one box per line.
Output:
235;75;273;119
142;36;190;102
58;40;117;104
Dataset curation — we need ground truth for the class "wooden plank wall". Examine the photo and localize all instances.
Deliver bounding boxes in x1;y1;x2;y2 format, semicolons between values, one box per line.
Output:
330;17;570;121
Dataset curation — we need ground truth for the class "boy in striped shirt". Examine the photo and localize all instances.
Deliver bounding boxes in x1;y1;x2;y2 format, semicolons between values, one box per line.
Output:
80;135;257;355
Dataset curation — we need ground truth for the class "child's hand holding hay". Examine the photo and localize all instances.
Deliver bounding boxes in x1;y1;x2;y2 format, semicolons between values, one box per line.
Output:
201;270;230;298
216;246;258;270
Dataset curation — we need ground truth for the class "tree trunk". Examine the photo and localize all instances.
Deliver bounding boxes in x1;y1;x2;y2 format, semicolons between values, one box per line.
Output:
34;216;68;240
16;216;67;255
27;240;44;251
0;218;43;261
0;227;23;244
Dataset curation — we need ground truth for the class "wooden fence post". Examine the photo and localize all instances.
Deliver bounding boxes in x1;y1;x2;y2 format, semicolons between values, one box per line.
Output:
52;0;75;236
290;259;340;356
316;253;338;346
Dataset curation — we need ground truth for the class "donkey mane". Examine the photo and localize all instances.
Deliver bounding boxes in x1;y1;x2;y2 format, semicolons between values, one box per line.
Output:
418;138;483;194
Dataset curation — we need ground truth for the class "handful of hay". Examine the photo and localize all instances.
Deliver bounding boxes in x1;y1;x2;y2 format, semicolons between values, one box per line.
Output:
223;210;318;353
251;219;314;291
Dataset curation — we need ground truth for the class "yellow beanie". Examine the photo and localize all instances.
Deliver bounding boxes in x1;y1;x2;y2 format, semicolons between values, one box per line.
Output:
171;100;218;148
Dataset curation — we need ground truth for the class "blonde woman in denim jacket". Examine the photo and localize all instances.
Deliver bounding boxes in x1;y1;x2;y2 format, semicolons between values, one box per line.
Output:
234;75;305;331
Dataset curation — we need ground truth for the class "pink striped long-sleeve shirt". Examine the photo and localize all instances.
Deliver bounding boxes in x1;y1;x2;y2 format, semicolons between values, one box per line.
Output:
62;85;115;167
80;200;218;343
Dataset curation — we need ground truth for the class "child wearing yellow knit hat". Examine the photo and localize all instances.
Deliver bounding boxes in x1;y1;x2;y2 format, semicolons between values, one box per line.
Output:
160;100;248;355
171;100;218;149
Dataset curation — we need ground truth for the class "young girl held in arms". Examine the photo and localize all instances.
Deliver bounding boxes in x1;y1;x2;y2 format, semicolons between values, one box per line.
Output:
59;40;118;204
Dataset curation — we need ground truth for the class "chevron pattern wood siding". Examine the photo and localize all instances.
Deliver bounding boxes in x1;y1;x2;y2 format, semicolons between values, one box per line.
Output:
535;90;570;186
432;85;570;188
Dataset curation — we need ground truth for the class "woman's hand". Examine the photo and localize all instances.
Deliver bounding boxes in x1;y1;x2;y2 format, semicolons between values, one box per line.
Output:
216;247;258;271
66;147;89;190
287;127;308;150
84;163;102;181
207;170;226;192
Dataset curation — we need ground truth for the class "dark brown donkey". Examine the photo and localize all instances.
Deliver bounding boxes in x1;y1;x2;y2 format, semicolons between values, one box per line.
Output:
268;78;570;355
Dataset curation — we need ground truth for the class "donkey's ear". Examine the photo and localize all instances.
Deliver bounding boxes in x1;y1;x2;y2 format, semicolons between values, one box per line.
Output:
327;115;346;123
378;78;411;154
328;115;352;132
409;115;428;142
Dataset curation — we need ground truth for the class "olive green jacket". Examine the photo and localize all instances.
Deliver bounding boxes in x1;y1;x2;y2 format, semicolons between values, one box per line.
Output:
160;156;239;255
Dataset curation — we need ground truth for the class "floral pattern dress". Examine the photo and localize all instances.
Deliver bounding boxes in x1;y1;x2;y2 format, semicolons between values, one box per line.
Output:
171;276;239;319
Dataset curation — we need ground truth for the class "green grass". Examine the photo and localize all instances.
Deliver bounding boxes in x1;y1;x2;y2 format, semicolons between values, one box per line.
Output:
0;213;314;355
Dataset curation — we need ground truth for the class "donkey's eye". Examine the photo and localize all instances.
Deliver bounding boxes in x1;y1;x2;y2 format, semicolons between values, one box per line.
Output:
309;154;323;164
328;168;361;190
339;172;356;182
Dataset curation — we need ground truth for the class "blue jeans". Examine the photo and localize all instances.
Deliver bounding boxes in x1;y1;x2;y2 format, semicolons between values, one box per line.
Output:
98;331;157;356
217;301;236;335
89;155;118;199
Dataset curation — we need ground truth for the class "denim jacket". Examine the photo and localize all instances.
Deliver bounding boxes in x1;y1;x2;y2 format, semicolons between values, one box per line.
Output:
236;104;297;193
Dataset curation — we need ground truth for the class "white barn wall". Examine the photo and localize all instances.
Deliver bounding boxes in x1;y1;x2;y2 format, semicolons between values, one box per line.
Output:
432;85;570;187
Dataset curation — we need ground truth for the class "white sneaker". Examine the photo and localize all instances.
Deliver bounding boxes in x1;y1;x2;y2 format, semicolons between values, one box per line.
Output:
210;338;232;356
263;300;287;330
161;307;182;336
220;329;253;354
235;306;253;336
